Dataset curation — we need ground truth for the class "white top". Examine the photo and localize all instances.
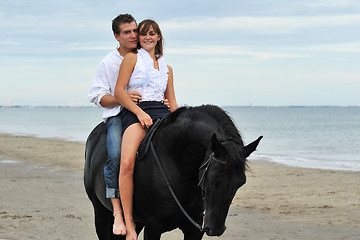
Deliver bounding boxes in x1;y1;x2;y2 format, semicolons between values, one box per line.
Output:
88;49;123;121
126;48;169;101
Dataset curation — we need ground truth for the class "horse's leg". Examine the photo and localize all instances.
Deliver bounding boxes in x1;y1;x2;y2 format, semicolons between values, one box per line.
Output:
182;229;204;240
135;223;144;239
180;224;204;240
89;193;124;240
143;227;162;240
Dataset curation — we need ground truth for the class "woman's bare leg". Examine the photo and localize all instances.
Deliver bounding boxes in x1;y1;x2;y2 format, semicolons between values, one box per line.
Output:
119;123;146;240
112;198;126;235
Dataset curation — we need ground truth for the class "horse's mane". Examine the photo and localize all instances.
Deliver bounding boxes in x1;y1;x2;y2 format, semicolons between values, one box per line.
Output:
195;105;244;145
163;105;243;145
194;105;247;170
162;105;246;168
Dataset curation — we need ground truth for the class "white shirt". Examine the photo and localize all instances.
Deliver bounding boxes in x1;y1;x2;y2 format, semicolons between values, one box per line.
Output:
126;48;169;102
88;49;123;121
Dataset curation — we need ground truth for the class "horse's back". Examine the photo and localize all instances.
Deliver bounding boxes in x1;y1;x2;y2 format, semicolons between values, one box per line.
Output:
85;122;106;167
84;122;111;209
84;121;106;181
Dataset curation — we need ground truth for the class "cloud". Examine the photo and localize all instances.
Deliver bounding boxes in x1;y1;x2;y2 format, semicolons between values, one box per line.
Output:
161;14;360;34
305;0;360;8
68;43;114;51
306;41;360;53
167;45;313;60
0;40;21;45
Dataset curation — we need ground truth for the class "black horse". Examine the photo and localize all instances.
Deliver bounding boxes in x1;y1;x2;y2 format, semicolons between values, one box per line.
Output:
84;105;262;240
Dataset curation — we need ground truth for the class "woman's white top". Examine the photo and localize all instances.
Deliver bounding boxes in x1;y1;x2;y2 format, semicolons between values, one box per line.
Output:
126;48;169;102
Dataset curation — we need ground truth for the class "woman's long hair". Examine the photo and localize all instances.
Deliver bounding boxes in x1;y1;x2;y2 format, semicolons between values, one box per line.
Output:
137;19;163;59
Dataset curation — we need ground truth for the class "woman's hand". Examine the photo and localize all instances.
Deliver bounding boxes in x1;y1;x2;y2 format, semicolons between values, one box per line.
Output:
136;110;153;129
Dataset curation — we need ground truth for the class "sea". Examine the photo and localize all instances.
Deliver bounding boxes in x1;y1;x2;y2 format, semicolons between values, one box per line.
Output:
0;106;359;172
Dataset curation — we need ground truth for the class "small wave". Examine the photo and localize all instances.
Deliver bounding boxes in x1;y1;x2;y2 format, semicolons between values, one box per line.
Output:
249;153;360;172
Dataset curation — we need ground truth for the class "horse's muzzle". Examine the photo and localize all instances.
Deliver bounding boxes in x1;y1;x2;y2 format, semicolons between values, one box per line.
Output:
204;225;226;236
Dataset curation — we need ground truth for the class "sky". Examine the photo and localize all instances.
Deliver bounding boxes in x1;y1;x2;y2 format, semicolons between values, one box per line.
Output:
1;0;359;107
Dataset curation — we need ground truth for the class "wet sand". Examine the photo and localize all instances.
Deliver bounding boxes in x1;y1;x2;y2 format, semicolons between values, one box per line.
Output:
0;134;359;239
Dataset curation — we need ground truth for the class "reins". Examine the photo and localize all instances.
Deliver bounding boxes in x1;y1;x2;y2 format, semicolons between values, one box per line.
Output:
147;132;227;232
144;121;229;232
149;141;204;231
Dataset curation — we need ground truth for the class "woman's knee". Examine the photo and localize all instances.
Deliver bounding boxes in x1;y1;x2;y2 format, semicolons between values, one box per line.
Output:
120;158;135;174
120;123;145;174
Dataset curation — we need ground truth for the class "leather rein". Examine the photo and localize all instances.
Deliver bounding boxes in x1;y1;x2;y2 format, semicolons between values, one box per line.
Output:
148;138;226;232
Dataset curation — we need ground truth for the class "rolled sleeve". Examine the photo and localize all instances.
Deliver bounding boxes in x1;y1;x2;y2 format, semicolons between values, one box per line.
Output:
89;91;106;107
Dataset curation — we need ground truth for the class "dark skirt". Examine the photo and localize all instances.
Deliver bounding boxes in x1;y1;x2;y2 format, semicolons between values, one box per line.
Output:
120;101;170;133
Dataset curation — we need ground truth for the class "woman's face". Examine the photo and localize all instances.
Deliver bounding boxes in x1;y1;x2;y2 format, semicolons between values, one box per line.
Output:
139;25;160;52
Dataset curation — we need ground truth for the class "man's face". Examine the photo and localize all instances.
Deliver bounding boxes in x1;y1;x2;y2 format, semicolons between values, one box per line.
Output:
115;21;138;51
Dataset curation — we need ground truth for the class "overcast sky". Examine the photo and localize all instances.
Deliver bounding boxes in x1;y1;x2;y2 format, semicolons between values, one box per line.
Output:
1;0;359;106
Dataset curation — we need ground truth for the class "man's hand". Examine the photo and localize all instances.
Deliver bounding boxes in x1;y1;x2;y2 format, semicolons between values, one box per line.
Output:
127;91;142;104
163;99;170;109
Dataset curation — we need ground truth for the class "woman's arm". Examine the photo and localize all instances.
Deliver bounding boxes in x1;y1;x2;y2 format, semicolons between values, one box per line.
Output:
114;53;153;128
164;65;178;112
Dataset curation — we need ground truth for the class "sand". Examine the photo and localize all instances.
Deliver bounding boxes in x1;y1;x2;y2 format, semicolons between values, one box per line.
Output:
0;133;359;240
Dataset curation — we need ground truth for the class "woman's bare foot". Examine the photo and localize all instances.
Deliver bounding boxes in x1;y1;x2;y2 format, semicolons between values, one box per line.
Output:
113;214;126;235
125;222;137;240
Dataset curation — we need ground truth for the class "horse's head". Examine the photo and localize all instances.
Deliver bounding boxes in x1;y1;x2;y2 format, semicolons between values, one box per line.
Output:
200;134;262;236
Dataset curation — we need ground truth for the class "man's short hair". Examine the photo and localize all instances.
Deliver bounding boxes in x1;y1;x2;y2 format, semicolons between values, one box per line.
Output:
112;14;137;35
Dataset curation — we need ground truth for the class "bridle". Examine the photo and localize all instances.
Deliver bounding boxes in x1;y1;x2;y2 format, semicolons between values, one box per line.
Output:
149;140;227;232
198;139;232;194
198;152;226;195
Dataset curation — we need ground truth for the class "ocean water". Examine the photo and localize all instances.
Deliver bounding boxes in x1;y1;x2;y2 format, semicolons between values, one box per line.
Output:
0;106;359;172
225;106;360;172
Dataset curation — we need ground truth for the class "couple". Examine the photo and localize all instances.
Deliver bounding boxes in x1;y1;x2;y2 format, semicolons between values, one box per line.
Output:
89;14;178;240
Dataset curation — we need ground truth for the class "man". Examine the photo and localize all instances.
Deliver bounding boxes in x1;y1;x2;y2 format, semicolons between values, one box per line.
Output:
88;13;141;235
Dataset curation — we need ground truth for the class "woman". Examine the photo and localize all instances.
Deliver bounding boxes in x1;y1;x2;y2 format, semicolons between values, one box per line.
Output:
114;19;178;240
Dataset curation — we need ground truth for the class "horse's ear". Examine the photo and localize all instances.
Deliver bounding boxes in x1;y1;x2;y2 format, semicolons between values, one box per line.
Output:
242;136;263;159
211;133;226;156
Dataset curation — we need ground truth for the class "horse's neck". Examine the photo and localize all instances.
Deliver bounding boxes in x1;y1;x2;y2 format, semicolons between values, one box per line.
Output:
163;119;218;167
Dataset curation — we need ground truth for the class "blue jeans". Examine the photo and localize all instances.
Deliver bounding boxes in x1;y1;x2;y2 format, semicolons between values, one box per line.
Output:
104;115;122;199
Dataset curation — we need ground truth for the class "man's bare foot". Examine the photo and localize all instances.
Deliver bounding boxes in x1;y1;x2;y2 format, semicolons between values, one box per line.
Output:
113;214;126;235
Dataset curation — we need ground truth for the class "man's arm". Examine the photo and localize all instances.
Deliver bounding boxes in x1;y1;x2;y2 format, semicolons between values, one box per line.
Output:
99;95;121;108
89;60;142;108
100;91;142;108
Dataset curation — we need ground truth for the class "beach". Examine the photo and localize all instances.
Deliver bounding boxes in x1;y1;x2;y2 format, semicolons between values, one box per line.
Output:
0;134;359;240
